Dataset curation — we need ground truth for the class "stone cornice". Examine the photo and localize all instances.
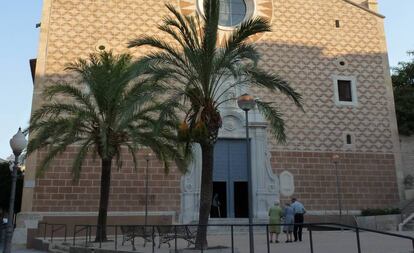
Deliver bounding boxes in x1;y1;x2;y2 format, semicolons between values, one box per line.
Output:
342;0;385;18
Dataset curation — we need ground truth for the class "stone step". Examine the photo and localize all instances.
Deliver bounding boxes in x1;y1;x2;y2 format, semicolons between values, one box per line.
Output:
403;226;414;231
402;218;414;231
200;218;269;233
49;249;68;253
32;238;51;252
52;243;70;251
400;199;414;216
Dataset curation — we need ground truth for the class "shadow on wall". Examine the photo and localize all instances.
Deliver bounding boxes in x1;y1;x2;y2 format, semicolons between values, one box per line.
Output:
27;41;397;214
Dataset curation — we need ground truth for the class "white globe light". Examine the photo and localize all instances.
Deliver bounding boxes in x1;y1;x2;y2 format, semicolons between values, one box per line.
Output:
332;154;340;163
10;128;27;156
145;152;153;161
237;93;256;111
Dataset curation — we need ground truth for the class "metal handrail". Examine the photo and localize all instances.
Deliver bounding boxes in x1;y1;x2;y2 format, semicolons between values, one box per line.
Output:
43;222;414;253
37;222;67;243
50;224;67;243
73;224;92;247
401;198;414;215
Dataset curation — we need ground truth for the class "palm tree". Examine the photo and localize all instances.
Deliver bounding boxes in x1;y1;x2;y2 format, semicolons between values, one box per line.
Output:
27;51;182;241
129;0;303;249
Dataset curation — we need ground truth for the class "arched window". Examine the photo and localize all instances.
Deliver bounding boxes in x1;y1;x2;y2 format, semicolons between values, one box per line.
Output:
219;0;247;27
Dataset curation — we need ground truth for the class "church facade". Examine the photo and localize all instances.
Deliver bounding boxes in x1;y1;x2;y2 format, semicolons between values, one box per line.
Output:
17;0;402;243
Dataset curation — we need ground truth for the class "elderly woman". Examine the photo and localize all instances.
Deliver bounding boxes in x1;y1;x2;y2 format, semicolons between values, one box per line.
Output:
283;202;294;243
268;201;283;243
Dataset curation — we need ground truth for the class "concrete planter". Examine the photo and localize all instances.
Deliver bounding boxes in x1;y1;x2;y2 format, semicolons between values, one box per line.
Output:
355;214;401;231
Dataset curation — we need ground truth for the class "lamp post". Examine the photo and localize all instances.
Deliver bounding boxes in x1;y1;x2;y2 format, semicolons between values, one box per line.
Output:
332;154;342;218
144;152;152;227
237;93;256;253
3;128;27;253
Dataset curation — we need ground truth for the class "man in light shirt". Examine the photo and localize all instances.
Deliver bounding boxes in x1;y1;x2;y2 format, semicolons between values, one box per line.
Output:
291;197;306;242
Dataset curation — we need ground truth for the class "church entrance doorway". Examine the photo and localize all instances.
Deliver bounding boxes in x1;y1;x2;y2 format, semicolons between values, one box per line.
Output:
211;139;249;218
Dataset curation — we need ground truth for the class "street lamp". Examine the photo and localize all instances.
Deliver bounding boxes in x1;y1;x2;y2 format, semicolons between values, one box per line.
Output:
237;93;255;253
3;128;27;253
332;154;342;218
144;152;152;228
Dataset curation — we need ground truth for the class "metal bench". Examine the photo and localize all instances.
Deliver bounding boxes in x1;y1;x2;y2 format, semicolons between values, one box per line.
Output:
120;225;153;250
156;225;196;248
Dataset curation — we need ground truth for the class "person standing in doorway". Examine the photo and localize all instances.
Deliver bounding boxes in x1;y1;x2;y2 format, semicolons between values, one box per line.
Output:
268;201;283;243
291;197;306;242
211;193;221;217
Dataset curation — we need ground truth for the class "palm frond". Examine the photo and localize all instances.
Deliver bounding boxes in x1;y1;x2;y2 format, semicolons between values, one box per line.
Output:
35;137;77;177
160;5;199;50
71;139;93;181
30;103;97;126
128;37;187;67
201;0;219;56
247;66;303;109
43;83;97;115
255;100;286;143
125;142;139;172
226;17;271;50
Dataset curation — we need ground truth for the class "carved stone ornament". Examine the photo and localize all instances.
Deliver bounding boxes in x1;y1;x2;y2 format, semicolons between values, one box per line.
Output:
180;92;280;222
223;116;237;131
279;171;295;197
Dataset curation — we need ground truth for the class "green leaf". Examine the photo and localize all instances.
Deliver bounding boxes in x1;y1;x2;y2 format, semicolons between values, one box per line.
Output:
256;100;286;143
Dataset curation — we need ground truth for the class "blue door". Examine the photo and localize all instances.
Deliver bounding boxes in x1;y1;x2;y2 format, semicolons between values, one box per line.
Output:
212;139;248;218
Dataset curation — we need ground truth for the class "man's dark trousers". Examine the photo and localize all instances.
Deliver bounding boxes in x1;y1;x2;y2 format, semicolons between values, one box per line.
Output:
293;213;304;241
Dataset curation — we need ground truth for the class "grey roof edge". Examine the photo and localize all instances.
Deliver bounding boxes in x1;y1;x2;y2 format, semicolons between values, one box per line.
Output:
341;0;385;18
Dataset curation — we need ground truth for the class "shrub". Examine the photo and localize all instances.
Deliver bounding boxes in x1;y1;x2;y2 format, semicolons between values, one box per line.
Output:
404;175;414;189
360;208;401;216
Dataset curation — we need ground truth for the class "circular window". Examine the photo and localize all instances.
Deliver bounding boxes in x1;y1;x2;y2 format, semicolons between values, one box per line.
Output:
95;39;109;52
335;57;347;68
180;0;273;43
218;0;247;27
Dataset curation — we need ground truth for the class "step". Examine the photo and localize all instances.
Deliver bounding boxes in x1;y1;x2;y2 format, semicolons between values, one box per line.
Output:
403;227;414;231
49;249;67;253
202;219;269;234
32;238;57;252
52;243;70;251
402;224;414;231
403;219;414;231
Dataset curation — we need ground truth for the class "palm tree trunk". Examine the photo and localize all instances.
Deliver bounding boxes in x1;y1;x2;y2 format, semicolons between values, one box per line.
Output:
95;158;112;242
195;143;214;249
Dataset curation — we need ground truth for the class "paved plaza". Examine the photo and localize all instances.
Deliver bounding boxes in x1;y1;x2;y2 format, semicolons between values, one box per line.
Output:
3;230;414;253
64;230;414;253
12;249;45;253
0;244;43;253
